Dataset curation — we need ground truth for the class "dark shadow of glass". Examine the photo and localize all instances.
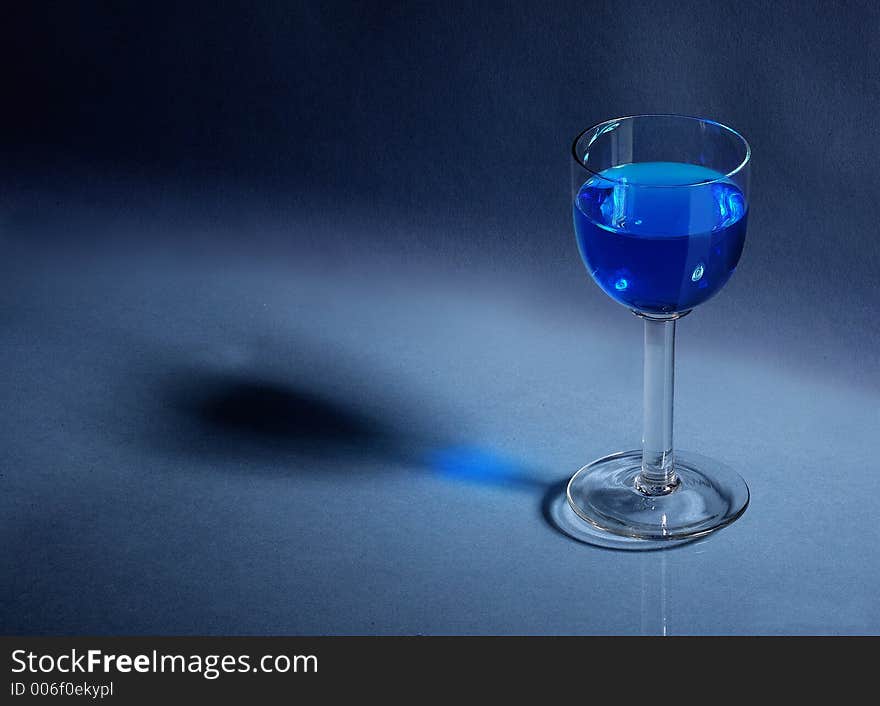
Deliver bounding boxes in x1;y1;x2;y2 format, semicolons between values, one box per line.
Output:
146;370;415;474
185;379;381;443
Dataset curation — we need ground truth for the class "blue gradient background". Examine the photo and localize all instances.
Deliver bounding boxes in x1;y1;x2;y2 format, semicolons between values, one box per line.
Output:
1;1;878;634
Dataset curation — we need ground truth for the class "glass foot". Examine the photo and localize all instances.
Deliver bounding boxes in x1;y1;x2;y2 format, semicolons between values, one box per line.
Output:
567;450;749;541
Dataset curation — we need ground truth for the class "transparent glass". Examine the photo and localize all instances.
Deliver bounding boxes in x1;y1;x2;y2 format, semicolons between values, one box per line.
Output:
568;114;751;541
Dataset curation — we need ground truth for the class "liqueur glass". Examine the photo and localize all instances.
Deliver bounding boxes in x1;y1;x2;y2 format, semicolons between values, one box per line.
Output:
569;114;751;540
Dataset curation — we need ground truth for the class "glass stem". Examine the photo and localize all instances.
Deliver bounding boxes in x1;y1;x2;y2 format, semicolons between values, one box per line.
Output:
638;316;679;495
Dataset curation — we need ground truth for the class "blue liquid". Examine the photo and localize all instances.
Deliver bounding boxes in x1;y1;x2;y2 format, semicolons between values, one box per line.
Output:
573;162;747;314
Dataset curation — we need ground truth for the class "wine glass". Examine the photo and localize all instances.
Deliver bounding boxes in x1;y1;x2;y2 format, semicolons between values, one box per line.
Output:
568;114;751;541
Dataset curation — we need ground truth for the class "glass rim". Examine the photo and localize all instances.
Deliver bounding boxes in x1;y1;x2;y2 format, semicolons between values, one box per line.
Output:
571;114;751;187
